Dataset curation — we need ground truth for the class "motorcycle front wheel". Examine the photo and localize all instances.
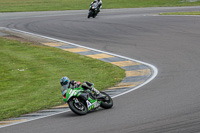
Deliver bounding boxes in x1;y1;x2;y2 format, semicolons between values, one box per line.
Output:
68;98;88;115
88;11;92;18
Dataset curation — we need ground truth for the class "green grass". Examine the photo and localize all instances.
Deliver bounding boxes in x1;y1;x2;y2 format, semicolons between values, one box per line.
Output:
160;11;200;15
0;0;200;12
0;37;125;120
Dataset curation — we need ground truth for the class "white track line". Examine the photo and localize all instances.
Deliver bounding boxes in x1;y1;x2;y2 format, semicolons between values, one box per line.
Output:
0;27;158;129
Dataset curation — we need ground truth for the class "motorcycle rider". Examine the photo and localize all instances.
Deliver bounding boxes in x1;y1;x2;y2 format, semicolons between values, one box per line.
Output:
91;0;102;12
60;76;102;97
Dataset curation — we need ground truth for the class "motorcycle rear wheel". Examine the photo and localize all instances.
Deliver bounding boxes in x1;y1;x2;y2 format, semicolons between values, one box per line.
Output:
68;98;88;115
93;14;96;18
100;92;113;109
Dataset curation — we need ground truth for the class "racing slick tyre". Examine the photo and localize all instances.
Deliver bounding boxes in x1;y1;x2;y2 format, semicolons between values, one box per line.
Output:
88;11;92;18
68;98;88;115
100;92;113;109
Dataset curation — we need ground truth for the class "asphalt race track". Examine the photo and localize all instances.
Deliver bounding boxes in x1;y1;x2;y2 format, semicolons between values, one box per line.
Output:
1;6;200;133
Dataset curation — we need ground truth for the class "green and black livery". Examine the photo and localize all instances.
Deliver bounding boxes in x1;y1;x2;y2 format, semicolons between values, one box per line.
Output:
61;86;113;115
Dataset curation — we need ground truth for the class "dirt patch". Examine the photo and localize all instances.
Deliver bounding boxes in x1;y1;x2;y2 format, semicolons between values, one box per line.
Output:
3;35;44;46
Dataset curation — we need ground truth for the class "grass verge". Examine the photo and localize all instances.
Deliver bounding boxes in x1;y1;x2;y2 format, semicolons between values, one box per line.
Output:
160;11;200;15
0;37;125;121
0;0;200;12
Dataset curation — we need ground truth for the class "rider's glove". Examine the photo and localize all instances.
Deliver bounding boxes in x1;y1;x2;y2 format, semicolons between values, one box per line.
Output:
70;80;75;85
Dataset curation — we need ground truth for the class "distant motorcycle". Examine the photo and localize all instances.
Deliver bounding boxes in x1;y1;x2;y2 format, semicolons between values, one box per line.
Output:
88;2;99;18
61;86;113;115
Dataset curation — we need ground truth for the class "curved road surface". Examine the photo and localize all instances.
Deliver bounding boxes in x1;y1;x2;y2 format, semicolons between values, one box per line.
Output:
1;6;200;133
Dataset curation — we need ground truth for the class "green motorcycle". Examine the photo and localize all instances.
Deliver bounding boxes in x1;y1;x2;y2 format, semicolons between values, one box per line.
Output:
61;86;113;115
88;2;98;18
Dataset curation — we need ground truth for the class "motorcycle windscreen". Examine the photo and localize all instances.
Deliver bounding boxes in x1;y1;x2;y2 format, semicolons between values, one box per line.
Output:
92;2;97;8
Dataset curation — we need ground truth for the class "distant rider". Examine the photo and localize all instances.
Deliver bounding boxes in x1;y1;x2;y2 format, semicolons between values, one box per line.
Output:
91;0;102;12
60;76;102;97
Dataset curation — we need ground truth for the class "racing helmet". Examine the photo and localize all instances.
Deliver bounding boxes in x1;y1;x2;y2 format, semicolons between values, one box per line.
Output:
60;76;70;86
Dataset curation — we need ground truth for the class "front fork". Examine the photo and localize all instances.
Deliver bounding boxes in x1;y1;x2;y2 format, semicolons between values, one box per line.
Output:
73;98;80;103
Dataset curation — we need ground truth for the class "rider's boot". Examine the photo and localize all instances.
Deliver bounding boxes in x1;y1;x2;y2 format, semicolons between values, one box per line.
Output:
82;82;106;99
92;87;106;99
91;87;100;95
